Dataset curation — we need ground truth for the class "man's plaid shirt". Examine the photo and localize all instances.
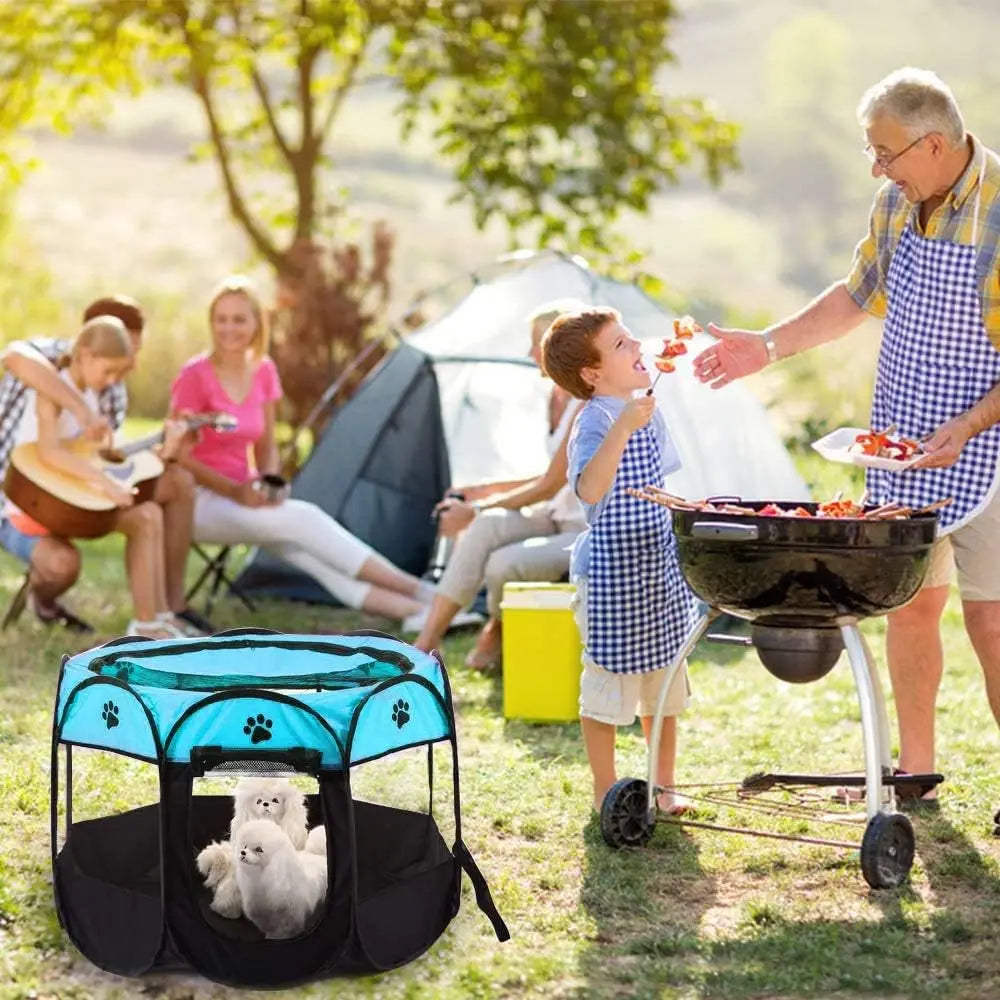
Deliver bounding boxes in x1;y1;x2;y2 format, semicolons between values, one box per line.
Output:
0;338;127;495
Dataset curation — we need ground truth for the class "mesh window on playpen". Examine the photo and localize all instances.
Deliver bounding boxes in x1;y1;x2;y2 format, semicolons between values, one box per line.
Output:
52;745;165;960
190;766;325;940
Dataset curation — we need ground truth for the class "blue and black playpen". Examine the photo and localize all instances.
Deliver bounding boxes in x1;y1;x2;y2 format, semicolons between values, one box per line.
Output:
50;628;508;988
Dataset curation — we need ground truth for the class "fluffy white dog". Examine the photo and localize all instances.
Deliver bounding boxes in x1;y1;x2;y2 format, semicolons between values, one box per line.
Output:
234;820;328;939
196;777;310;919
304;824;326;857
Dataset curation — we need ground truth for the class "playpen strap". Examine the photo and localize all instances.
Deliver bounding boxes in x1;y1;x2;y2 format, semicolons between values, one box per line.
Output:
453;839;510;941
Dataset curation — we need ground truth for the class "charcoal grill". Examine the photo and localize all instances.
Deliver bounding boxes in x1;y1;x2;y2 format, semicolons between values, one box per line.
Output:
600;500;943;889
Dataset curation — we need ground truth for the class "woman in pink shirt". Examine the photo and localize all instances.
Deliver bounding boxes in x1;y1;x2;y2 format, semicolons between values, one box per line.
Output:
169;276;433;621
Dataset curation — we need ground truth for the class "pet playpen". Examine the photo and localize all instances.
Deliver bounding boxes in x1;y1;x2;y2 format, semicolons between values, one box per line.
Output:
50;628;508;988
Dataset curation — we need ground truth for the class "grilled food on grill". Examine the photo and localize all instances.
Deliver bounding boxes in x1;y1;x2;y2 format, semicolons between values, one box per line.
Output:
627;486;951;521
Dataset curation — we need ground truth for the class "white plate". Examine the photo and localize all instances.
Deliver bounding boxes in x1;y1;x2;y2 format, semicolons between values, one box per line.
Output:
811;426;924;472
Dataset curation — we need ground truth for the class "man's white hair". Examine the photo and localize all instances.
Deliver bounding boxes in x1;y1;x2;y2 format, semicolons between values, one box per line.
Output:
856;67;965;147
526;297;591;330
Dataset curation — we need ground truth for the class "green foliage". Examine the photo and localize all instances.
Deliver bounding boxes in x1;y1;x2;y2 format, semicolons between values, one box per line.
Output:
0;0;739;269
0;197;65;342
388;0;740;257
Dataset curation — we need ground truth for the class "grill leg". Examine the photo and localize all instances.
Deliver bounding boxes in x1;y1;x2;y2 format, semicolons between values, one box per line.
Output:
646;611;719;822
841;622;894;819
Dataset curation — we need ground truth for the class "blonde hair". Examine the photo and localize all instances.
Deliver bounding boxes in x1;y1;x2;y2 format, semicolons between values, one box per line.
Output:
208;275;268;357
526;297;591;338
857;67;965;147
65;316;133;369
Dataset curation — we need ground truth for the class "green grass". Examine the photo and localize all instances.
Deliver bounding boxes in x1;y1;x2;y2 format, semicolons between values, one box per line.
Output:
2;452;1000;999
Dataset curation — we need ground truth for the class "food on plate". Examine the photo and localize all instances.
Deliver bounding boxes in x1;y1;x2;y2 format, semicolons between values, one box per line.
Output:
849;428;923;461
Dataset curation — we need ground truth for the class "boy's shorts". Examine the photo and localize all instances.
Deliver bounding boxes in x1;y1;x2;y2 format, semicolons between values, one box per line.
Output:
920;486;1000;600
0;516;41;564
572;577;691;726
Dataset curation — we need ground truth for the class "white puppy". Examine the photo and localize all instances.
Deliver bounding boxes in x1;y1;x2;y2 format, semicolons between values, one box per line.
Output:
304;824;326;856
229;777;309;848
234;820;327;940
196;777;310;919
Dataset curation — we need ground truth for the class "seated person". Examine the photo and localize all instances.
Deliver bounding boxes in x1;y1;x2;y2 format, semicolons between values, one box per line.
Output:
411;300;587;669
169;275;435;622
0;294;208;633
5;316;188;639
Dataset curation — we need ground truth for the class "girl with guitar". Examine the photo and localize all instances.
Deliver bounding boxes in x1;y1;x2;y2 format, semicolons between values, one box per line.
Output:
6;316;188;639
169;275;435;622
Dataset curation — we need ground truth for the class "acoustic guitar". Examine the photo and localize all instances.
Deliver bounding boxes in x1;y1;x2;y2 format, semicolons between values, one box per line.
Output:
4;412;237;539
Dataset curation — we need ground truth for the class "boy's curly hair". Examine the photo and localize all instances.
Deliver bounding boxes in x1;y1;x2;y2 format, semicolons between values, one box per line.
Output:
540;307;620;400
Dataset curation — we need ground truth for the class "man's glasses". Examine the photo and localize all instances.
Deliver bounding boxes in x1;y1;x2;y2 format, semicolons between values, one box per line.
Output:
863;133;928;171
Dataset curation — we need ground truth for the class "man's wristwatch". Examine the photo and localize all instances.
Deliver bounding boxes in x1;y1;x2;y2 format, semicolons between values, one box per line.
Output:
762;330;779;365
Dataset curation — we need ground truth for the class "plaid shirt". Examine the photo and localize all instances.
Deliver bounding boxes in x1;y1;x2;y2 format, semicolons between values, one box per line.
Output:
847;133;1000;349
0;337;127;492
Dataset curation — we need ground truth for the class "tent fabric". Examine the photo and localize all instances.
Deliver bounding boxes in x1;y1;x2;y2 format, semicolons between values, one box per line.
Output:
236;343;450;603
235;251;808;605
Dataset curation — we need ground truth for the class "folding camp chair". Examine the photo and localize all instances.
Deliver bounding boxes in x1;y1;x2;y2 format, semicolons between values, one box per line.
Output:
184;544;256;616
1;569;30;630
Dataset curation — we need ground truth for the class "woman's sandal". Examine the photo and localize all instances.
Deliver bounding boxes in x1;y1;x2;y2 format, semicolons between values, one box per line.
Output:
464;646;501;672
127;618;184;640
465;619;502;672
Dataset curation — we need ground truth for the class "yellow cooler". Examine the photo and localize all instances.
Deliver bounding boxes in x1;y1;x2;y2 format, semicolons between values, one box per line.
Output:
501;582;582;723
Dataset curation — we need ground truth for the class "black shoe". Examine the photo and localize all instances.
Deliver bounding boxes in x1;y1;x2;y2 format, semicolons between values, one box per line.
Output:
33;599;95;634
175;606;216;635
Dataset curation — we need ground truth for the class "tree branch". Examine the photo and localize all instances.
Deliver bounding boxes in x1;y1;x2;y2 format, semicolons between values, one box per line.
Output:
190;66;286;272
249;64;295;169
317;40;367;146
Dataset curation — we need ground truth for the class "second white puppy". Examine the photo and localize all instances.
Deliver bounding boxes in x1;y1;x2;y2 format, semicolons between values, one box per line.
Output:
196;777;309;919
235;820;328;939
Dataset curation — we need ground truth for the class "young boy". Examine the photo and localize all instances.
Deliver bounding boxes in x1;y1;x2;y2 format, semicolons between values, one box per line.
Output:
540;307;699;815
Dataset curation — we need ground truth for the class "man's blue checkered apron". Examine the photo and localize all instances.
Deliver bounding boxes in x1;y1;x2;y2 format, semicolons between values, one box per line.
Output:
868;159;1000;534
587;406;697;674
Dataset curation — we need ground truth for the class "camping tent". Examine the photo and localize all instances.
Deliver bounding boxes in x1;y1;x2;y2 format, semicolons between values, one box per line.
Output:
234;250;809;604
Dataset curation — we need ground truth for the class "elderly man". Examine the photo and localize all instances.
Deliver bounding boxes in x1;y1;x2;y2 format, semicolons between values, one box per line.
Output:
693;67;1000;811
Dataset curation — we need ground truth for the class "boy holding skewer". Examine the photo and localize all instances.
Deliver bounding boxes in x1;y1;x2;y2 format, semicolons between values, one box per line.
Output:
540;307;700;816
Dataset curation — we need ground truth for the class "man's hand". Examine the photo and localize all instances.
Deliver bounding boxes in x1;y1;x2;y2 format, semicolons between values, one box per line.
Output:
616;395;656;434
80;410;112;444
912;415;975;469
693;323;769;388
434;497;476;537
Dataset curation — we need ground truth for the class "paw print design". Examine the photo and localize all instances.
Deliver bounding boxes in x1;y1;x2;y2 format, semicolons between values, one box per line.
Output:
102;701;120;730
243;714;273;744
391;699;410;730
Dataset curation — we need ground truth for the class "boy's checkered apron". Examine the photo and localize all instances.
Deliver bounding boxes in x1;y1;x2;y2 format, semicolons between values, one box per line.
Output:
587;409;697;674
868;159;1000;533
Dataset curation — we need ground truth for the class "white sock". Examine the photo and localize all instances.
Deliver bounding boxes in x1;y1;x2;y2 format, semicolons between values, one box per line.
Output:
416;579;437;603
